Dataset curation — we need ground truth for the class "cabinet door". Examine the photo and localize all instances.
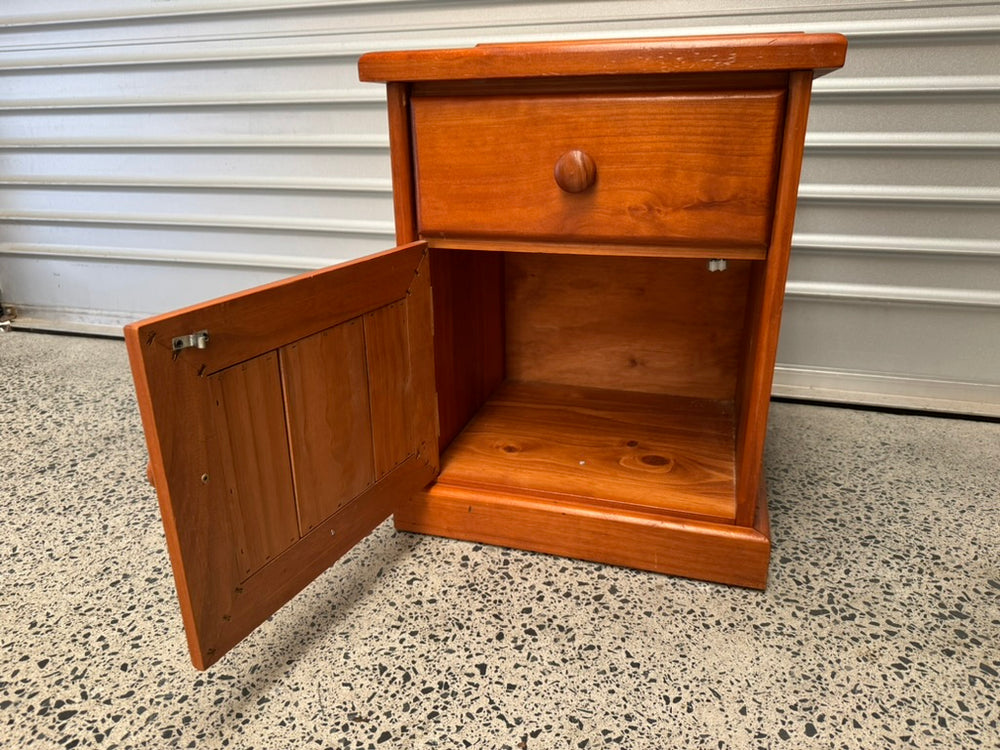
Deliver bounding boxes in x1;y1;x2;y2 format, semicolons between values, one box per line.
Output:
125;241;438;669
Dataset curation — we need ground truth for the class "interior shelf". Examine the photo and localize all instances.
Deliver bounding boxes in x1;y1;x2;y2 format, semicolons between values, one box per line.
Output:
433;380;737;523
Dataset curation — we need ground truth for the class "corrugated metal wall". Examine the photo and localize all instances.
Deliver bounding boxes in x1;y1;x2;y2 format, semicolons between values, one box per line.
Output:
1;1;998;415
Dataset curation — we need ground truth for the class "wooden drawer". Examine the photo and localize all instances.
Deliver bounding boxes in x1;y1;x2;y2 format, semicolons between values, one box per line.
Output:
411;90;786;252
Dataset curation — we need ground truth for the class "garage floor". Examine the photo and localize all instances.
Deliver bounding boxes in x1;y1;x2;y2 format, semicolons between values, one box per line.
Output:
2;331;998;749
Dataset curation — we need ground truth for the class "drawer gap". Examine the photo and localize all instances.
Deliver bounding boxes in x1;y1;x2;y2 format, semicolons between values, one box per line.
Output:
423;236;767;260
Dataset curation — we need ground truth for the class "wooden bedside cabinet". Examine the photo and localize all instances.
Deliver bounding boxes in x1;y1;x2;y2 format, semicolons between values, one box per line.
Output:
126;34;847;669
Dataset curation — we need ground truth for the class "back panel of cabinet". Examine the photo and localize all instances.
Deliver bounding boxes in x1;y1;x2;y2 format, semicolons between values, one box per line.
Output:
504;253;751;401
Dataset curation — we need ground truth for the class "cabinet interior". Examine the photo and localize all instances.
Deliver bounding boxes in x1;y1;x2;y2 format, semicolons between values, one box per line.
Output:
429;247;757;524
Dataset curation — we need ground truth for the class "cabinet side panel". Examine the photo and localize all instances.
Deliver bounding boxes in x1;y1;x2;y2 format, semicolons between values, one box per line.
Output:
280;319;376;534
430;249;506;450
209;353;300;578
735;71;812;527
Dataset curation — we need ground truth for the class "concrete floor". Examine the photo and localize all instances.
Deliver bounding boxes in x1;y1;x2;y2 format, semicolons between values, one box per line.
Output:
2;330;998;749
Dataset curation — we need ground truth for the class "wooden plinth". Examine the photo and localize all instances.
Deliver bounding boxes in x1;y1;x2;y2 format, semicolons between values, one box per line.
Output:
396;480;770;589
396;380;770;589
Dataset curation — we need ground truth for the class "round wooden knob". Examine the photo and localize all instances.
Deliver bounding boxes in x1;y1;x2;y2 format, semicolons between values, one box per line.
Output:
554;150;597;193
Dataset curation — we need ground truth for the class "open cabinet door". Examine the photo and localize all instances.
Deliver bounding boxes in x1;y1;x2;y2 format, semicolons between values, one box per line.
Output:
125;241;438;669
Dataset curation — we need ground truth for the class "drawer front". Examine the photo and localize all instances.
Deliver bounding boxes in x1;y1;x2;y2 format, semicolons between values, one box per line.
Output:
411;91;786;249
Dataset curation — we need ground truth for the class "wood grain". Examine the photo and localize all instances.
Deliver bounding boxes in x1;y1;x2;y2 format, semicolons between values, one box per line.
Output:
128;241;427;377
429;248;506;451
505;254;750;401
365;300;414;478
423;237;766;261
436;381;736;522
126;323;237;669
409;71;790;98
386;81;418;244
359;33;848;82
399;476;769;589
122;38;845;670
402;249;440;468
554;149;597;193
125;241;438;669
735;71;815;527
412;92;784;248
280;319;375;534
209;353;299;578
215;456;436;669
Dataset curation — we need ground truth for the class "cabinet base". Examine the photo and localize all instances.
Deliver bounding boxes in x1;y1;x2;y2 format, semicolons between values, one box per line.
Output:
396;482;771;589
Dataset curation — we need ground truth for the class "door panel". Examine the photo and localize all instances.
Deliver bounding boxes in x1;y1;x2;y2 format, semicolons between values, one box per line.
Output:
281;320;375;534
210;352;300;577
366;300;417;477
125;241;437;669
129;241;427;378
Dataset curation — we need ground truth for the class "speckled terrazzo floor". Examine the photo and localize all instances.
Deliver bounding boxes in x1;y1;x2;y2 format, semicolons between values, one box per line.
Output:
2;330;998;749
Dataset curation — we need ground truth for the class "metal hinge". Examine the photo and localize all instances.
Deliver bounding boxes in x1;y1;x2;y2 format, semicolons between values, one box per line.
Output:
0;305;16;333
707;259;728;272
172;330;210;351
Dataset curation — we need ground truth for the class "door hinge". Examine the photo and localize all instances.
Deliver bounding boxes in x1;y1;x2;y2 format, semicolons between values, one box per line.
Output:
172;330;210;352
0;305;16;332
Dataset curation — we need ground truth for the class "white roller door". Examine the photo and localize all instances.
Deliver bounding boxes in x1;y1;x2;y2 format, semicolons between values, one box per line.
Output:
1;1;998;415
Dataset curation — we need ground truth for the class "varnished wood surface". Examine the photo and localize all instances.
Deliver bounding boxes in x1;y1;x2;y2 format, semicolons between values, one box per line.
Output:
410;71;790;98
219;456;435;669
505;254;750;401
127;241;427;377
281;320;375;534
127;317;234;668
359;33;847;82
399;473;769;589
122;37;846;668
412;92;784;247
735;71;815;528
210;352;300;578
430;249;506;451
553;149;597;194
125;242;439;669
436;381;736;522
424;237;766;260
386;82;418;245
365;300;415;478
399;249;440;470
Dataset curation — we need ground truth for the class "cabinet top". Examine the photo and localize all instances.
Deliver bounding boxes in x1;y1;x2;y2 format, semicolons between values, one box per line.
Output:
358;33;847;83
